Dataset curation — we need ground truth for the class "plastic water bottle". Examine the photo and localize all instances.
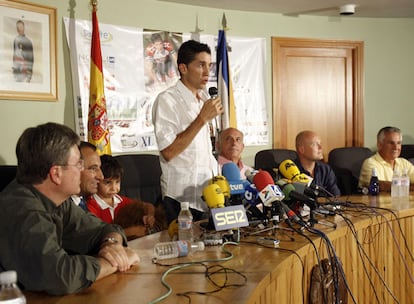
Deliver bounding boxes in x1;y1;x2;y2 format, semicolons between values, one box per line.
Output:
391;169;401;198
153;240;205;260
0;271;26;304
178;202;193;241
400;168;410;198
368;168;379;195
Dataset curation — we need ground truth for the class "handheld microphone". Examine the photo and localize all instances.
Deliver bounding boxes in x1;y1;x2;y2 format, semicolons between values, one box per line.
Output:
253;170;285;207
208;86;219;155
208;86;218;99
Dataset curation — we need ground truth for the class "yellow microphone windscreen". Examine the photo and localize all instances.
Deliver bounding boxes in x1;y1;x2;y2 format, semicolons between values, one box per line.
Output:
202;183;225;208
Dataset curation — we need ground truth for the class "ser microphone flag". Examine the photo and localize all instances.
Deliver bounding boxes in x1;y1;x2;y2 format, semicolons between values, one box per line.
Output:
202;183;248;231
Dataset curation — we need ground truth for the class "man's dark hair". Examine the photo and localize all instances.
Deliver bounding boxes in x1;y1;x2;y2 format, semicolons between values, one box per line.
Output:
80;141;97;152
15;122;79;184
100;154;123;180
177;40;211;66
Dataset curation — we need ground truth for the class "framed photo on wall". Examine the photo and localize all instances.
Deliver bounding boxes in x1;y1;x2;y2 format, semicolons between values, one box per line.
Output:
0;0;57;101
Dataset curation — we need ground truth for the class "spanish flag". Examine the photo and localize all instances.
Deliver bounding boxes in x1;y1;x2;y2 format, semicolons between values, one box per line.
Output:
217;29;236;129
88;1;111;155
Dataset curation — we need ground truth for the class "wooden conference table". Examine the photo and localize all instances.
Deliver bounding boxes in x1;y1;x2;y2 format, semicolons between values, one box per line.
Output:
25;194;414;304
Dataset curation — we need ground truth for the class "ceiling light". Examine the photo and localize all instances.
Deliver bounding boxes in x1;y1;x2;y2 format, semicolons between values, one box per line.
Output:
339;4;356;15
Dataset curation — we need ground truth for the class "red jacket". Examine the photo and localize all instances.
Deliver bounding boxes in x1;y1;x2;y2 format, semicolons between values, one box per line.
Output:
86;194;133;223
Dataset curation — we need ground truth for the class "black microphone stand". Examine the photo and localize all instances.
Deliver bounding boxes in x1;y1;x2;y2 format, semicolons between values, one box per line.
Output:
305;199;337;229
247;201;295;242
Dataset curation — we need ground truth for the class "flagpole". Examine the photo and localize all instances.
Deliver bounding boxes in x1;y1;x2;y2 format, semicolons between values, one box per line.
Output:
217;13;237;130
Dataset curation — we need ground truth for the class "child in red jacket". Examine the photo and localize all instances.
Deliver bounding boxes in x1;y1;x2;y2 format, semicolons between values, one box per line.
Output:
87;155;155;233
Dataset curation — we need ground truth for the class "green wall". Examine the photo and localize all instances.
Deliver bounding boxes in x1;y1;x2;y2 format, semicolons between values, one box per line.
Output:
1;0;413;166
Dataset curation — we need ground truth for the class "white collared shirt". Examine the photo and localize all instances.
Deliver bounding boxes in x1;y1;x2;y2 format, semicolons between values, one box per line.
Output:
152;80;218;212
91;193;123;220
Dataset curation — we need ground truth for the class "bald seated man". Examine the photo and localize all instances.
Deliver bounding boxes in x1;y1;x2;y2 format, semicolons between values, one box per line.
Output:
294;130;341;196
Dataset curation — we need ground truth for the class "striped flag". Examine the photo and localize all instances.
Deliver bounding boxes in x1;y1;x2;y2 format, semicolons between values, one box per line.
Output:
217;29;236;129
88;1;111;155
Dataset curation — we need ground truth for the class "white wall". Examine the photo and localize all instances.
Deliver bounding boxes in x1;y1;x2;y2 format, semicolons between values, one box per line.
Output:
1;0;414;166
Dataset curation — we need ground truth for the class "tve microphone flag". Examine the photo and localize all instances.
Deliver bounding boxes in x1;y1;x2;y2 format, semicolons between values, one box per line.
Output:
88;1;111;155
217;29;236;129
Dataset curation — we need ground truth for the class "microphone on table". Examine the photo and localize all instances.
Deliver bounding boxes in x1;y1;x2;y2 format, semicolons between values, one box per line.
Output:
270;179;307;227
243;183;268;223
202;183;225;230
276;179;318;210
222;162;250;205
253;170;285;207
253;170;285;224
203;183;225;209
278;159;333;199
245;168;259;184
202;180;249;232
278;159;312;184
210;175;231;205
252;170;306;227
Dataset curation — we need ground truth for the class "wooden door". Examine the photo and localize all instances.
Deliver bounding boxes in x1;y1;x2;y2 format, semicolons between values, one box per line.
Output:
272;37;364;160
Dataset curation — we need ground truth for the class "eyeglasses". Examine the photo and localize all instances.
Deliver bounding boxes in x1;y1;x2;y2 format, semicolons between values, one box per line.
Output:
59;159;84;170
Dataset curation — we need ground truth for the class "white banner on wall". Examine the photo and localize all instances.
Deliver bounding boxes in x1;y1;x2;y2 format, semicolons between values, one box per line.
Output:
63;17;268;153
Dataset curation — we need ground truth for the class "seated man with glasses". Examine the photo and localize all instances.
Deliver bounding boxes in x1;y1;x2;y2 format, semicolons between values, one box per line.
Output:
0;122;139;295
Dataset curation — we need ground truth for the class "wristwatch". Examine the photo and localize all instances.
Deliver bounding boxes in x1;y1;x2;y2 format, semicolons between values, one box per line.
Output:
102;237;119;245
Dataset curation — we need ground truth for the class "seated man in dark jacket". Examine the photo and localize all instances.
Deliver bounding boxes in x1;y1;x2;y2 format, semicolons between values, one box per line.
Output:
0;122;139;295
295;130;341;197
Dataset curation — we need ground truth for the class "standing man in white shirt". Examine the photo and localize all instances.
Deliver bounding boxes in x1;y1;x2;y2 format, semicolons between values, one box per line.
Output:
152;40;223;224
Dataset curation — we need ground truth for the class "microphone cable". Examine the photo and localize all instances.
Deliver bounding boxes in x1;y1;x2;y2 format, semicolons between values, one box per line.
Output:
284;219;341;304
239;238;307;304
149;242;244;304
305;225;357;304
335;203;411;303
